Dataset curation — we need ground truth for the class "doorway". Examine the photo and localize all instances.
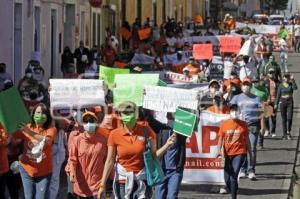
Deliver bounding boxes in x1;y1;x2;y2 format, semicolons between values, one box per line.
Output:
14;3;23;83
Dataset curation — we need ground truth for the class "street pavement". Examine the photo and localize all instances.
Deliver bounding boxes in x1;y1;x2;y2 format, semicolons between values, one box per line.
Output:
179;53;300;199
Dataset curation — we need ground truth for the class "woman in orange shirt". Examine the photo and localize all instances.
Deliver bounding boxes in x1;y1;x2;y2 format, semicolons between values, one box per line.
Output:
97;101;176;199
217;104;252;199
15;103;57;199
67;111;107;199
206;94;230;114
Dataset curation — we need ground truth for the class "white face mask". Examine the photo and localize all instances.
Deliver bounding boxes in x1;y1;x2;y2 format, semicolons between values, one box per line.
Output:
230;111;239;119
242;85;251;93
238;60;245;67
83;122;97;133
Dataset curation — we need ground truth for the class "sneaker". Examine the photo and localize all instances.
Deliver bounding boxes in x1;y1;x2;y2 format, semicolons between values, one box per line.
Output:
287;134;292;140
239;171;247;178
271;133;276;138
258;145;264;150
264;130;269;137
248;172;257;180
219;187;227;194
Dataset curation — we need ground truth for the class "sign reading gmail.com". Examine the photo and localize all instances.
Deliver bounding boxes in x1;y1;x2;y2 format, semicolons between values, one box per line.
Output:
182;111;230;185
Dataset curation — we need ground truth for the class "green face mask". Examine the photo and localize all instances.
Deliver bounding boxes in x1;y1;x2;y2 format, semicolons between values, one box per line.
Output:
121;113;137;129
34;113;47;125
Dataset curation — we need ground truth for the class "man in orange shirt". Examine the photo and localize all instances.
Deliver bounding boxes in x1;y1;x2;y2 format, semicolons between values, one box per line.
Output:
0;123;9;199
217;104;253;199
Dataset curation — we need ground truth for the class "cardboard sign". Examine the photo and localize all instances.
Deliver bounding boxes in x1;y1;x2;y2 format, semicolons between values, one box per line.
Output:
113;74;159;107
99;65;130;89
193;44;213;60
0;87;31;135
220;37;241;53
49;79;106;109
119;27;132;40
143;86;199;112
173;108;197;137
138;28;152;40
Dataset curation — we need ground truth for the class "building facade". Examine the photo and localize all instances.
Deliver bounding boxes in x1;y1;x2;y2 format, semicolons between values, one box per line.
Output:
121;0;206;26
0;0;118;83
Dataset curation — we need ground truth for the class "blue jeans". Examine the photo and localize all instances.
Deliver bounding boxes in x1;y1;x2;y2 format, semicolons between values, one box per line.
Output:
241;123;259;173
224;154;246;199
19;165;51;199
155;169;183;199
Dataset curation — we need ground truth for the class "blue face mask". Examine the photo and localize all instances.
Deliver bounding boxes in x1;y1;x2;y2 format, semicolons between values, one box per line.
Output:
83;122;97;133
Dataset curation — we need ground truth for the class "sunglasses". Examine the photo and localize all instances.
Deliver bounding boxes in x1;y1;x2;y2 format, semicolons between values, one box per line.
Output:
82;117;97;124
121;110;135;115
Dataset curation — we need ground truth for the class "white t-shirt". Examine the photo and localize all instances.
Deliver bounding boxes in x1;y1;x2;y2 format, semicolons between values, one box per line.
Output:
239;60;258;80
295;24;300;37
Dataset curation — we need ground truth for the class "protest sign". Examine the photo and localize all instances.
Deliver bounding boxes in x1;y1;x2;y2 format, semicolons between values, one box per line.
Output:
182;112;230;184
138;28;151;40
99;65;130;89
209;62;224;80
193;44;213;60
173;108;197;137
220;37;241;53
0;86;31;135
113;74;159;107
49;79;106;109
131;53;155;65
143;86;199;112
119;27;132;40
160;71;198;84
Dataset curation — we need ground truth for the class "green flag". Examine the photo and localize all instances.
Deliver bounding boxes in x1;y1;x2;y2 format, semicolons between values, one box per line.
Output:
0;86;31;135
99;65;130;89
173;108;197;137
113;74;159;107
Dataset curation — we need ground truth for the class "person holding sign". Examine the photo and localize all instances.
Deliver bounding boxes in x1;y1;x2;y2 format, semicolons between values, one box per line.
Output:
155;112;187;199
97;101;175;199
217;104;253;199
13;103;57;199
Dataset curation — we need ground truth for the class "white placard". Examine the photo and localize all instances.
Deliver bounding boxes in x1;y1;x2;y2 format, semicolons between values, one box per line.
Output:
143;85;199;112
49;79;107;109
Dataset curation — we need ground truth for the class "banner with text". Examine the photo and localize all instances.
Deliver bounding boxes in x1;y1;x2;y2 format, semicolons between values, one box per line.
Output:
143;85;199;112
49;79;106;109
183;112;230;184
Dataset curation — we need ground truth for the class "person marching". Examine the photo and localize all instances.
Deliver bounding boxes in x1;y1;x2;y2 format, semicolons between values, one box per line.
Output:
217;104;253;199
275;73;298;140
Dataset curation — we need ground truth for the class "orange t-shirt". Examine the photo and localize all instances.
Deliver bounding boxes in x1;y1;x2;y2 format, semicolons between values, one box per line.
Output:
108;121;156;173
206;105;230;114
0;123;9;175
13;125;57;177
218;119;248;156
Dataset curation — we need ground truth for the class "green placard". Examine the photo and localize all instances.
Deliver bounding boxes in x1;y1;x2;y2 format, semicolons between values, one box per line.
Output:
99;65;130;89
173;108;197;137
0;86;31;135
113;74;159;107
158;79;168;87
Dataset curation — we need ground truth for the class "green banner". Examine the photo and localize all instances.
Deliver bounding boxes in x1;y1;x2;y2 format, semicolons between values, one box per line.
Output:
113;74;159;107
99;65;130;89
173;108;197;137
0;86;31;135
158;79;168;87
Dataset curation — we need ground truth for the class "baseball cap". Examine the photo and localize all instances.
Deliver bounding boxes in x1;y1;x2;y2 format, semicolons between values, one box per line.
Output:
242;78;252;85
118;101;137;113
82;111;98;122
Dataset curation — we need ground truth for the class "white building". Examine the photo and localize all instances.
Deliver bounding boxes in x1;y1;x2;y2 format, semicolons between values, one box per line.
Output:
0;0;117;83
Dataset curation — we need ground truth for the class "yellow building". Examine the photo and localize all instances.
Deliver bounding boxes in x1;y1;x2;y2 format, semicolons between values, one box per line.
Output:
120;0;206;25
